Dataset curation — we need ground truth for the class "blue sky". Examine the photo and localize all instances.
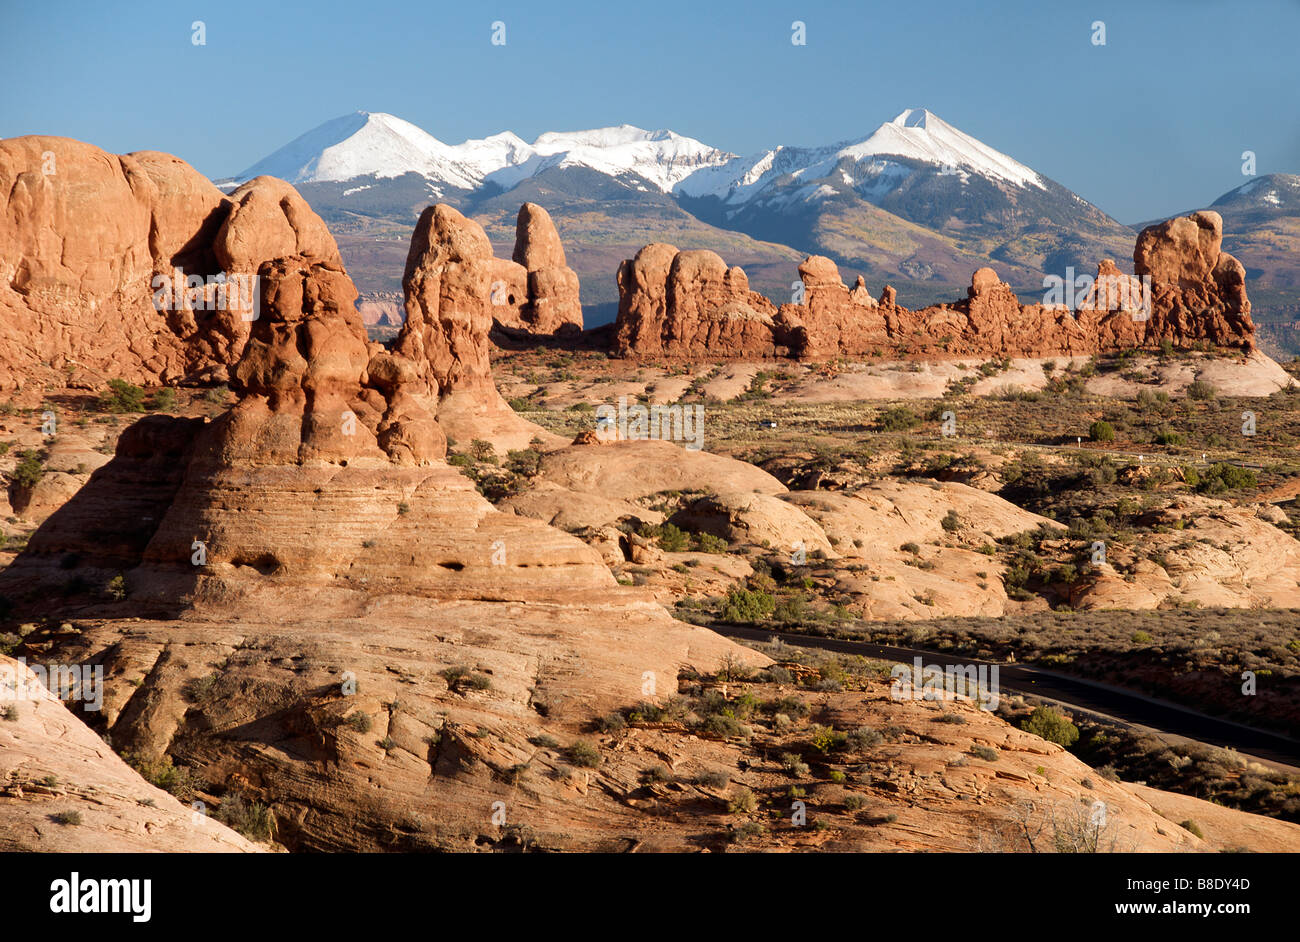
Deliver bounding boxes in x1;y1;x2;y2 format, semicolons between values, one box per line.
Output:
1;0;1296;222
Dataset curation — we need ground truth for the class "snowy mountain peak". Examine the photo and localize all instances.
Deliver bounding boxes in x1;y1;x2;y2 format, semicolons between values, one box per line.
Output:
226;108;1046;205
228;113;735;194
232;110;481;191
675;108;1045;205
893;108;934;129
843;109;1043;188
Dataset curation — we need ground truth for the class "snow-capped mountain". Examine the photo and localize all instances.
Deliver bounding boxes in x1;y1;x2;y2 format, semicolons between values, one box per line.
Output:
230;112;484;196
1211;173;1300;216
672;108;1130;288
227;108;1136;314
676;109;1044;206
484;125;737;193
225;111;736;197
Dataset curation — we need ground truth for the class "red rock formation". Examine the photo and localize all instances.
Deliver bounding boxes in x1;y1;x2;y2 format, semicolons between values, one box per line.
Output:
508;202;582;335
0;137;345;391
3;221;595;605
611;212;1255;360
394;204;555;451
1133;210;1253;350
0;195;768;852
612;244;782;357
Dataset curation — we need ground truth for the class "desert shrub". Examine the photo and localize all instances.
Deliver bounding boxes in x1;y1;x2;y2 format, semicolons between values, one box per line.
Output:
51;810;82;826
1196;463;1257;494
1088;420;1115;443
150;387;178;411
877;405;921;432
693;770;730;789
642;764;672;783
127;754;196;801
100;378;146;413
1180;819;1205;839
780;752;810;777
846;726;883;750
693;531;728;554
720;587;775;623
808;725;846;754
595;711;627;733
505;448;543;477
344;712;372;733
1186;379;1217;400
469;439;498;463
767;695;810;718
727;787;758;814
216;794;274;842
901;542;921;555
442;666;491;692
568;740;601;767
655;523;690;552
729;820;766;843
1021;706;1080;748
11;450;43;489
106;574;127;601
700;713;747;739
940;510;961;532
970;745;999;761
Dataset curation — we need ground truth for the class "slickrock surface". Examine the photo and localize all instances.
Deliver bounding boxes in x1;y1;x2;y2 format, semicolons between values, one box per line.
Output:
611;212;1255;360
0;655;261;852
1072;495;1300;611
1128;783;1300;853
0;137;344;392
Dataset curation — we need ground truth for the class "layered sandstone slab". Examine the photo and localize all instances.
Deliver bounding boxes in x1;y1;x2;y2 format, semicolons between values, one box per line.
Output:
611;212;1255;360
0;194;774;850
0;655;261;852
0;137;345;391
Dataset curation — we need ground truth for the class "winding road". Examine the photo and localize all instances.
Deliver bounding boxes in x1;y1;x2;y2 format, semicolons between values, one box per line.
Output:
711;622;1300;773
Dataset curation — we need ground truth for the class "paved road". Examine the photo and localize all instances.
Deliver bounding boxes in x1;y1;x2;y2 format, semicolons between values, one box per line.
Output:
711;623;1300;773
